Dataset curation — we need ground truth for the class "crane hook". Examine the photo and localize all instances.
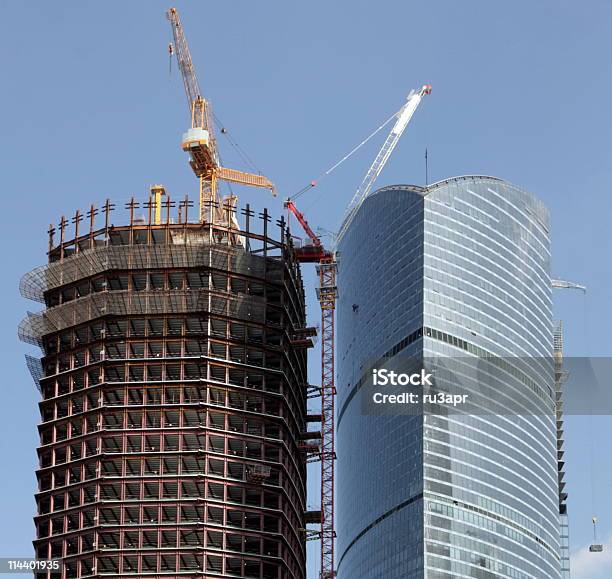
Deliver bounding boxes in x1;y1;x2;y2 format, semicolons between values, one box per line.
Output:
590;516;604;552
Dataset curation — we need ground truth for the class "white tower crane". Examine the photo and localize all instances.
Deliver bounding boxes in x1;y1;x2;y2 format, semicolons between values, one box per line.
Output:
337;84;431;242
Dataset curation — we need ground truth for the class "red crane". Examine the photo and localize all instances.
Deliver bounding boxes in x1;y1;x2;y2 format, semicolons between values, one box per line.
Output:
285;198;337;578
285;201;329;262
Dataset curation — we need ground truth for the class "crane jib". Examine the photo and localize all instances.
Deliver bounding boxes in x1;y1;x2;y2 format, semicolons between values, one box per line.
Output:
336;85;431;243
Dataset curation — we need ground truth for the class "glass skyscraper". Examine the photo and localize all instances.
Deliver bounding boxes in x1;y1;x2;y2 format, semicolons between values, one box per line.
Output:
336;176;562;578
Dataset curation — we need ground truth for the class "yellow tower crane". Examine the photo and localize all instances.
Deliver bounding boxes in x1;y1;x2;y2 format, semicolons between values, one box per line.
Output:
166;7;276;224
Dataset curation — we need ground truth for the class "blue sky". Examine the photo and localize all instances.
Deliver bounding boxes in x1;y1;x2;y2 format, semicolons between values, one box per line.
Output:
1;1;611;576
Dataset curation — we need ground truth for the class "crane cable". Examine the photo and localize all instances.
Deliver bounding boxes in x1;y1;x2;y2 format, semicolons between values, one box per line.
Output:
289;106;402;202
583;292;601;548
213;103;403;203
213;113;263;176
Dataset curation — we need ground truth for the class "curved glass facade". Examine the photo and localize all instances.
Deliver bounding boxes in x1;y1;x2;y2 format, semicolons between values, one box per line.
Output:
336;177;561;578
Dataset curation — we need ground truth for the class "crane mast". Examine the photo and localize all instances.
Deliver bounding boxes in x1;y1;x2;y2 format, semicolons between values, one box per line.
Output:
285;198;336;577
337;84;431;242
167;7;276;224
317;256;336;579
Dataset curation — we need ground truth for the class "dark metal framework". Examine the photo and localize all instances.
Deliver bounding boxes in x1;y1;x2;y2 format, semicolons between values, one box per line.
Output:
316;258;336;578
20;197;312;579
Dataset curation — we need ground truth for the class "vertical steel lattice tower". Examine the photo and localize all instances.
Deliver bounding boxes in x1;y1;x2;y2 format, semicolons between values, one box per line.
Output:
20;199;309;579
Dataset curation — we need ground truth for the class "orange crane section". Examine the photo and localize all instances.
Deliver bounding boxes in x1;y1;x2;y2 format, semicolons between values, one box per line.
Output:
167;7;276;224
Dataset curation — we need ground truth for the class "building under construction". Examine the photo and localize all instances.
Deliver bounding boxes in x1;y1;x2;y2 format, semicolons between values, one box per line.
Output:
19;197;313;578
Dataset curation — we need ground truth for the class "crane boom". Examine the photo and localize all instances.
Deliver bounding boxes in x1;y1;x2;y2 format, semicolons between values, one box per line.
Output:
167;8;199;109
217;166;275;194
285;200;330;262
337;84;431;241
166;7;214;152
285;201;321;246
